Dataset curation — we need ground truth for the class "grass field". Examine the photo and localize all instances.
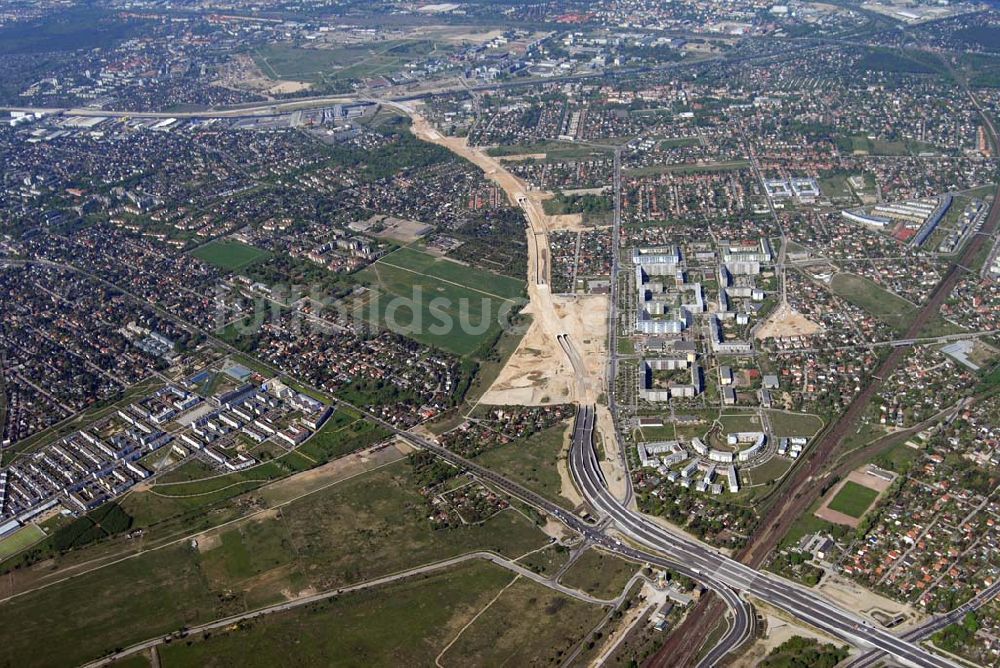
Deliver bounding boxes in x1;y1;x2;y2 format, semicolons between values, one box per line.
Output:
0;542;220;668
159;561;514;667
658;136;701;148
0;459;551;667
121;450;314;529
280;461;549;591
439;574;607;666
192;240;271;272
198;517;304;610
109;655;152;668
0;523;45;559
828;481;879;518
381;247;525;300
838;421;888;456
624;160;750;177
829;273;916;334
0;379;6;442
473;422;574;509
355;246;525;356
781;499;839;549
745;456;793;486
252;41;440;85
518;543;571;577
718;413;764;434
559;548;639;600
876;441;924;474
766;411;824;438
846;136;910;156
819;174;858;204
487;141;613;161
252;44;349;81
294;406;392;463
154;458;217;484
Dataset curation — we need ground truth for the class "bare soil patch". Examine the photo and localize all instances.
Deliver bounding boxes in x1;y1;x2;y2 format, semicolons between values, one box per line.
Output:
756;302;823;340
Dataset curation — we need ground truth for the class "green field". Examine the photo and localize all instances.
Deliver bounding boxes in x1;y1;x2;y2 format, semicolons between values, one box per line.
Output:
252;44;347;81
658;136;701;148
559;548;639;600
818;174;858;203
0;523;45;560
518;543;571;577
156;557;607;667
875;441;924;475
828;481;879;518
744;456;793;486
355;247;525;356
121;450;314;531
0;379;6;441
110;655;152;668
474;422;574;509
252;40;440;85
847;136;942;157
0;459;552;667
718;413;764;434
159;561;514;667
192;240;271;271
829;273;916;334
382;247;525;300
857;48;937;76
198;518;303;610
0;542;220;668
766;411;824;438
154;458;217;484
278;462;548;592
781;499;840;549
439;575;607;666
487;141;612;161
294;406;392;463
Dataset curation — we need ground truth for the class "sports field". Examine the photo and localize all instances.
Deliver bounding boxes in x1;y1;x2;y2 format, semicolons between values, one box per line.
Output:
355;247;525;357
192;239;271;271
827;481;879;518
0;524;45;560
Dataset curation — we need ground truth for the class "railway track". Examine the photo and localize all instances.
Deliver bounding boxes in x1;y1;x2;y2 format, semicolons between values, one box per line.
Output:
648;76;1000;668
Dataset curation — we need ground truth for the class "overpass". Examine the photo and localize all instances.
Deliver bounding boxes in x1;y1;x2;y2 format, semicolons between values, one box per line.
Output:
567;405;958;668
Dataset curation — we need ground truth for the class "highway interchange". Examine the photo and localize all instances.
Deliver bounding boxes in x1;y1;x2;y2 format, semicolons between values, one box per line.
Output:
391;401;962;668
566;405;961;668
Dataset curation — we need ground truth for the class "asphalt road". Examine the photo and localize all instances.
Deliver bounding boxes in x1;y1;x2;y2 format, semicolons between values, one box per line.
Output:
846;579;1000;668
0;41;828;121
567;406;756;668
567;405;959;668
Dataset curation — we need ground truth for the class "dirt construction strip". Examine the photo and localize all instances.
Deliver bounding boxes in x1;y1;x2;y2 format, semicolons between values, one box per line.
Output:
391;101;610;409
